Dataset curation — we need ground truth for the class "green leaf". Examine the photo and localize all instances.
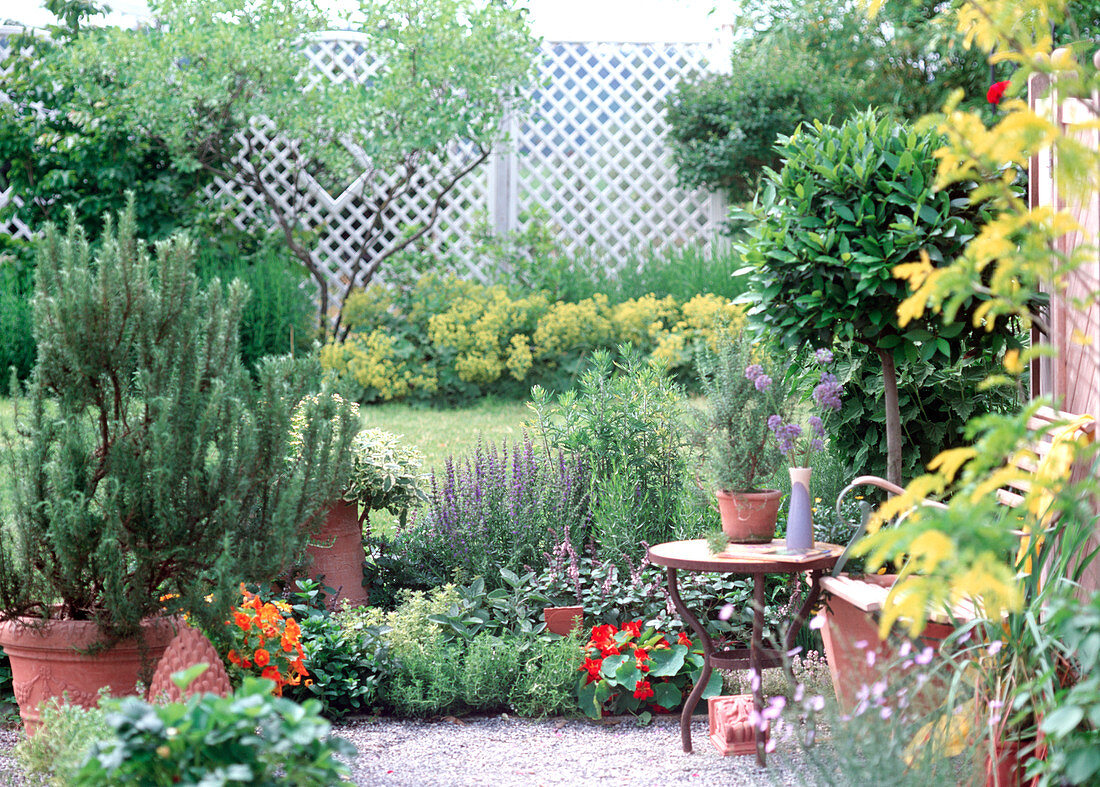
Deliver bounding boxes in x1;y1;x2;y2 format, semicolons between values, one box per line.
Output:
651;681;683;710
1042;705;1085;737
647;645;688;677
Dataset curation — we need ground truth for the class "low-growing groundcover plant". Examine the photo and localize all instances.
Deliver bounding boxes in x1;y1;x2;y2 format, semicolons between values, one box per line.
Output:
329;582;583;718
74;670;355;786
577;621;722;720
14;696;111;786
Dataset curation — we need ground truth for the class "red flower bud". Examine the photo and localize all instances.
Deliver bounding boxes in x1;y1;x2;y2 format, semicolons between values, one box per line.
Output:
987;80;1010;105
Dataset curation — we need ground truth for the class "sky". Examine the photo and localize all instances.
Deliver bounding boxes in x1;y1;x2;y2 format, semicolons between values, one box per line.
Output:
0;0;730;42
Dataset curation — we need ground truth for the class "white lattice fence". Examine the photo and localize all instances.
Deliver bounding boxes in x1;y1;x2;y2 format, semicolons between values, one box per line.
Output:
514;41;720;264
0;31;721;289
0;26;35;243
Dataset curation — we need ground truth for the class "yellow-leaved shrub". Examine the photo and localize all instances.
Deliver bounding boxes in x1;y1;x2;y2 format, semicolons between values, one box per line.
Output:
320;273;743;403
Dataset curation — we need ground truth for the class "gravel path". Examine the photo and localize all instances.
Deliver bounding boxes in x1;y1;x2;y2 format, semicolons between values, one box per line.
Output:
0;714;817;786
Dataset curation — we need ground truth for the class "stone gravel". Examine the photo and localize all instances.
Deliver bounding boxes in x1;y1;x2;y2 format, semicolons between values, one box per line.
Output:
0;714;818;786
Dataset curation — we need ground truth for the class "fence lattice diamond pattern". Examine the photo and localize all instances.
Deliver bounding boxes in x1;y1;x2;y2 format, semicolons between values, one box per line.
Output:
0;30;718;291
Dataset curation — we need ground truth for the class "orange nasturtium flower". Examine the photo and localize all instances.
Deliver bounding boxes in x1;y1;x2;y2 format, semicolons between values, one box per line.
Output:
225;586;308;696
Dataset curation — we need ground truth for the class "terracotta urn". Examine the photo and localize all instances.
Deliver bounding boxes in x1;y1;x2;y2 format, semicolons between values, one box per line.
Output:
716;489;782;543
0;615;178;735
543;605;583;636
305;499;369;608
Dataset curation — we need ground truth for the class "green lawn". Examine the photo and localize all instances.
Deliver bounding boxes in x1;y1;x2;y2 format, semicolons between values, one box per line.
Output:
359;398;533;476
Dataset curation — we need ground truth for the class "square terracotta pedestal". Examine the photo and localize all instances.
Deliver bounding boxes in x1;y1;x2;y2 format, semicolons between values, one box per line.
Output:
708;694;768;756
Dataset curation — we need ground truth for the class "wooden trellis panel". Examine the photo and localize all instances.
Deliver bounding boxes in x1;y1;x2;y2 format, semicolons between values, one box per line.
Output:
0;30;721;290
1028;51;1100;594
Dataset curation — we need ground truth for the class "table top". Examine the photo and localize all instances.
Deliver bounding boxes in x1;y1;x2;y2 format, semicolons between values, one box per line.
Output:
648;539;844;573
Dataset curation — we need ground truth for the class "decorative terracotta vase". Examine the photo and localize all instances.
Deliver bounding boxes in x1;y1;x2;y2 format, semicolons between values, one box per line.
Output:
0;615;178;735
305;499;369;608
543;605;583;636
786;467;814;551
716;489;782;543
146;624;231;704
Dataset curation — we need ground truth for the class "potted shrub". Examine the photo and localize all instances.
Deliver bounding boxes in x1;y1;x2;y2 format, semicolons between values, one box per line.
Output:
0;206;357;733
692;327;789;543
294;419;427;608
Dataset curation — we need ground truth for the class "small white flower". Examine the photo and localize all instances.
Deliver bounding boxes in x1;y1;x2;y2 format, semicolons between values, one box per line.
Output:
718;603;735;621
915;646;934;665
809;614;825;631
865;650;876;667
987;640;1003;656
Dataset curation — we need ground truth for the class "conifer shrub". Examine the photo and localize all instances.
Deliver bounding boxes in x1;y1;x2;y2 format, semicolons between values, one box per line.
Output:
0;203;358;644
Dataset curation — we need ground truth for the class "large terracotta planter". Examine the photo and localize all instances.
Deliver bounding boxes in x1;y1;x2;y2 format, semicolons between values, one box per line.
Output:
0;615;177;735
716;489;781;543
305;500;369;608
820;573;953;712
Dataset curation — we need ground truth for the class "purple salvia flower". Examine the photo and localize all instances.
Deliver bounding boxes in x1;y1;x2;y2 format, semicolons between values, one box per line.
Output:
808;415;824;436
754;374;772;392
814;348;833;365
745;364;763;381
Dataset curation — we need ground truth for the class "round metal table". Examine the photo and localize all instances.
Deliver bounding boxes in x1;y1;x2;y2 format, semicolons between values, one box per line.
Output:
647;539;843;766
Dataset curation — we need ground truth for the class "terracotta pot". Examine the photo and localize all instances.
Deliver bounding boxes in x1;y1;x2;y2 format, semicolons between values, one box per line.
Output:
305;499;368;608
0;615;177;735
543;605;583;636
716;489;781;543
820;573;954;713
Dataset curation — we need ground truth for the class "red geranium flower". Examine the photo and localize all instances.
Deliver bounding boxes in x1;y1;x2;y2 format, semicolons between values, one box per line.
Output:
633;679;655;701
987;80;1010;105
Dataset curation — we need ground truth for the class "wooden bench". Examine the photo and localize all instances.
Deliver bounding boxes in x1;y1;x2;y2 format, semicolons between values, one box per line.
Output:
817;406;1094;708
823;404;1095;616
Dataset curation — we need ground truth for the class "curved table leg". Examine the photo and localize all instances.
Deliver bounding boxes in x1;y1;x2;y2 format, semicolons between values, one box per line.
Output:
751;572;766;767
783;570;824;655
666;566;713;753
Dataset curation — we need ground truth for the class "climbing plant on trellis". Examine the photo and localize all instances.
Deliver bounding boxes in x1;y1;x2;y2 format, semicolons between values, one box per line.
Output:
0;30;721;293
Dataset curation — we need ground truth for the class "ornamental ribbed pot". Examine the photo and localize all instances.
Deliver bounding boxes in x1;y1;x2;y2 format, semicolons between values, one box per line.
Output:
0;615;178;735
716;489;782;543
304;499;369;608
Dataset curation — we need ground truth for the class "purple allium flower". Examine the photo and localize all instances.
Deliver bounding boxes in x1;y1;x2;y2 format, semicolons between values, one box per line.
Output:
810;438;825;452
767;415;783;432
812;372;843;411
808;415;824;436
744;364;763;382
754;374;772;392
814;348;834;365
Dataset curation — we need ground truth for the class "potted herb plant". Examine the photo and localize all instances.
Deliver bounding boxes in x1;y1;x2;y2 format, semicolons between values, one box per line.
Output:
294;417;427;608
0;206;357;733
693;327;789;543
